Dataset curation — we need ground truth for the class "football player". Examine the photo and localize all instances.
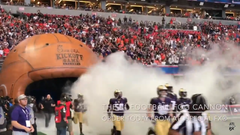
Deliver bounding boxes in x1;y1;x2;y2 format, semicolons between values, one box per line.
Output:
148;85;173;135
229;96;237;105
176;88;191;112
107;90;129;135
165;83;178;112
169;94;212;135
73;93;87;135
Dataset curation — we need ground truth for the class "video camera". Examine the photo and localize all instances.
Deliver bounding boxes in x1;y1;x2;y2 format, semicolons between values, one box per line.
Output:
0;96;13;115
27;96;36;104
61;93;72;102
66;95;72;102
0;96;12;106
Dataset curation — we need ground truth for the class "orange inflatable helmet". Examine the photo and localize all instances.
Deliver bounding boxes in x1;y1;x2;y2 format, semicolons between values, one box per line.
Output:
0;33;98;99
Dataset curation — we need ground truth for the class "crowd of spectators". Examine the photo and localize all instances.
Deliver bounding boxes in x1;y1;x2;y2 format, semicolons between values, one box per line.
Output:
0;7;240;65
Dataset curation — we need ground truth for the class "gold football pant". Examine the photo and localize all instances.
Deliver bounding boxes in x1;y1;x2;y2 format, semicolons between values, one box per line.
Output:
112;115;124;131
155;120;171;135
74;112;83;123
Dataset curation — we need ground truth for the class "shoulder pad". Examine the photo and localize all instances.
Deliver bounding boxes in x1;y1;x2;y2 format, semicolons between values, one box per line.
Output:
151;97;158;101
110;98;115;101
166;97;172;101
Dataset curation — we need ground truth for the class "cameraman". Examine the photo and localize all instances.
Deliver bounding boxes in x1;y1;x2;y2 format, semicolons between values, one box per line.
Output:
55;95;68;135
0;97;7;134
58;93;73;135
27;96;38;135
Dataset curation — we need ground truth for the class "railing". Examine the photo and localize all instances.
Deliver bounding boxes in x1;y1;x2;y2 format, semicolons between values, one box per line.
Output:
147;65;240;76
0;59;4;71
1;5;239;25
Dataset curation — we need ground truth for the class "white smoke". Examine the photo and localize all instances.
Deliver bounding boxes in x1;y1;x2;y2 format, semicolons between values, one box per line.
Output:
68;43;240;135
36;43;240;135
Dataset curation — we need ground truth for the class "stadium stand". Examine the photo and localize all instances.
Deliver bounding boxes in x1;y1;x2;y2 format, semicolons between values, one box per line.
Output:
0;5;239;66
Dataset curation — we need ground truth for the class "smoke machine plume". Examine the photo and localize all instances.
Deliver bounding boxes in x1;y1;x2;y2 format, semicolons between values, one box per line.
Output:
69;43;240;135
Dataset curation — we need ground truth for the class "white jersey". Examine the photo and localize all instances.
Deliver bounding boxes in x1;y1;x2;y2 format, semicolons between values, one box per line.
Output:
170;110;207;135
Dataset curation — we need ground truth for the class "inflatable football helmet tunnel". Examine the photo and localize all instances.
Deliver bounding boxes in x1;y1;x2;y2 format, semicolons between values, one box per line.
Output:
0;34;98;100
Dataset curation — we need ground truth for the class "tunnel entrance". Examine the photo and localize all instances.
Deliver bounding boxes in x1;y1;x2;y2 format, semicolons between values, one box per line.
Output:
25;77;78;104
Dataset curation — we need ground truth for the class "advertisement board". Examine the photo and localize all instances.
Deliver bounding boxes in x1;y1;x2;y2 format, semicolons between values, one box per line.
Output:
188;0;231;4
232;0;240;4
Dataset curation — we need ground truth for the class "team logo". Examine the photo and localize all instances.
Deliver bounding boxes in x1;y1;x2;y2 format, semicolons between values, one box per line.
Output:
57;45;63;53
229;122;236;131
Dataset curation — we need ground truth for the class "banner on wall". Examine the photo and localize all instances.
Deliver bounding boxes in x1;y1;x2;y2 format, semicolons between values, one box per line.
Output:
111;14;117;17
149;65;240;75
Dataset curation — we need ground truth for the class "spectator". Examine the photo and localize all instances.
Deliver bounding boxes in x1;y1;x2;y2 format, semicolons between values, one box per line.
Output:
0;47;3;58
40;94;55;128
11;94;34;135
27;96;38;135
0;7;239;66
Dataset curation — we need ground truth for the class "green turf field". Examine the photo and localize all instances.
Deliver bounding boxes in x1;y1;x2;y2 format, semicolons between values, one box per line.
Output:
37;132;47;135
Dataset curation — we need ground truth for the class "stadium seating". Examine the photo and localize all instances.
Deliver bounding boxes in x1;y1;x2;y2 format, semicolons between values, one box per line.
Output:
0;6;239;66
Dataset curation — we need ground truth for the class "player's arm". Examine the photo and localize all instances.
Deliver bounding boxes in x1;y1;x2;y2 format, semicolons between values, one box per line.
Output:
176;99;181;112
125;98;130;110
72;100;76;109
147;98;154;118
169;99;173;117
107;99;113;112
107;99;113;118
207;121;212;135
83;101;87;112
168;112;187;135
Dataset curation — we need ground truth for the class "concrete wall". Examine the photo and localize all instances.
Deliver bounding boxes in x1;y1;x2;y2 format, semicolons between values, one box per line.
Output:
1;5;239;25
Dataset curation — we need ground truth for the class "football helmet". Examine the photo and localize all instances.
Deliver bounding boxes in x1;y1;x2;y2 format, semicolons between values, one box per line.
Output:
157;85;168;97
114;90;122;98
165;83;173;92
179;88;187;98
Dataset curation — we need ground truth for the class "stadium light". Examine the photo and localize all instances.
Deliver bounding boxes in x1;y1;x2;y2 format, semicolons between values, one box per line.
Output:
199;2;204;6
224;4;229;8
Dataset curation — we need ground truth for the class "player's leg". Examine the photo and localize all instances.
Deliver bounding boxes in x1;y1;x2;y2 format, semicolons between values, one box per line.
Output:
73;112;78;124
163;120;171;135
113;115;121;135
79;112;84;135
155;120;168;135
111;126;116;135
116;117;124;135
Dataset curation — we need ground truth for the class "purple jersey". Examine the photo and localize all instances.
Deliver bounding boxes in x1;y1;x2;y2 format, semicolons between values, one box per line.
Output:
109;98;128;116
167;92;178;110
176;98;191;111
150;97;172;120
